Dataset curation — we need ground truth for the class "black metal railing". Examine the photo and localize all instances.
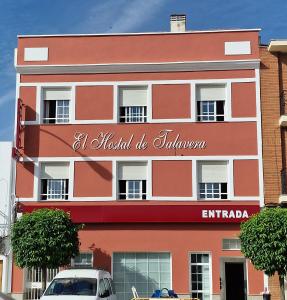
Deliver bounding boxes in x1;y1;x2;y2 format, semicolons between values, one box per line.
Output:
280;90;287;115
281;168;287;194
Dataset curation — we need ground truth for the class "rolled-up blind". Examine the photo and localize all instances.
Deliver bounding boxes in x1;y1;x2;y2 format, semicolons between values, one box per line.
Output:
43;88;71;100
197;85;226;101
41;163;69;179
119;86;147;106
198;161;227;183
118;162;147;180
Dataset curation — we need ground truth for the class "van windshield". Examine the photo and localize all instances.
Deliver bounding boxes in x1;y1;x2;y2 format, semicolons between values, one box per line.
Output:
44;278;97;296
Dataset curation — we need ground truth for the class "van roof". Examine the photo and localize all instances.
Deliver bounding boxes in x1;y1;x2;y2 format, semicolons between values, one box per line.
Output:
55;269;110;279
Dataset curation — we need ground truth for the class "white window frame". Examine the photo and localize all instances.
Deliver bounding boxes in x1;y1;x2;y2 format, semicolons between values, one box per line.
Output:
118;85;149;123
189;252;212;300
118;179;147;200
40;162;70;201
126;180;145;200
112;252;172;300
222;238;241;251
197;100;225;122
120;106;147;123
197;161;229;200
195;84;228;123
43;99;70;124
42;178;68;200
198;182;228;200
41;87;72;124
71;252;94;268
117;161;148;200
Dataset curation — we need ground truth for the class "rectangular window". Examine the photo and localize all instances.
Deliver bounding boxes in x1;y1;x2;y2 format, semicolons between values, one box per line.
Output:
40;163;69;200
222;239;241;250
196;85;225;122
190;253;211;300
71;252;93;268
43;88;71;124
197;161;228;200
119;86;147;123
118;162;147;200
113;252;171;300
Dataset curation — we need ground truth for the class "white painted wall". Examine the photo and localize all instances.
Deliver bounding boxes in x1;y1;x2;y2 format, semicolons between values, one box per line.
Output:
0;142;12;236
0;141;13;293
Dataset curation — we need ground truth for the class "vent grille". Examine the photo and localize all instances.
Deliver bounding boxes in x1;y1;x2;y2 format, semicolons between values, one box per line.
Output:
170;14;186;22
222;238;241;250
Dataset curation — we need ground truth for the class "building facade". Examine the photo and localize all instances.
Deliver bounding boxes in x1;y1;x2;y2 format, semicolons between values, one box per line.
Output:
0;142;14;293
260;41;287;300
12;17;264;300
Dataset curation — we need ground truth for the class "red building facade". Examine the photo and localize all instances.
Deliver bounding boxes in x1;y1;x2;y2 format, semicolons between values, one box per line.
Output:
13;18;264;300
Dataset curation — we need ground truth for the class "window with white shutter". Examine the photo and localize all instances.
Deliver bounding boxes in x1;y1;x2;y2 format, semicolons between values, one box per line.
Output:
40;162;69;200
196;85;226;122
119;86;147;123
118;162;147;200
43;88;71;124
197;161;228;199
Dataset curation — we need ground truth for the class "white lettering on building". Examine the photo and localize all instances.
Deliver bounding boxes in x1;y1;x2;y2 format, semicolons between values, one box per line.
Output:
72;129;207;151
202;209;249;219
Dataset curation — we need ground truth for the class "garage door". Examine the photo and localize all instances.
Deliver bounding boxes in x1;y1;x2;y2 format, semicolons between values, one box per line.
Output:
113;253;171;300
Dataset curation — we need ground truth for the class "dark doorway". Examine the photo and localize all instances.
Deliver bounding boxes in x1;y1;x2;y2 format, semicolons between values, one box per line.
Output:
225;262;246;300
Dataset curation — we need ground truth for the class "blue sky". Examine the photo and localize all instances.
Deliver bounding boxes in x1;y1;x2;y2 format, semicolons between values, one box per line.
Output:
0;0;287;141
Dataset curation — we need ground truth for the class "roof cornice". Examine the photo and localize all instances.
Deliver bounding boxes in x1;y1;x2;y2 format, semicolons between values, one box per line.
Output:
17;28;261;38
16;59;260;75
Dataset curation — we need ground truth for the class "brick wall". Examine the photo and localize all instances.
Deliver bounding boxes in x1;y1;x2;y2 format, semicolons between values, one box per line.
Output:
260;46;287;300
260;46;282;205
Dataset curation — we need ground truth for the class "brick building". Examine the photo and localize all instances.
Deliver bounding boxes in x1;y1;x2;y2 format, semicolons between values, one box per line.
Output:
260;41;287;300
12;16;264;300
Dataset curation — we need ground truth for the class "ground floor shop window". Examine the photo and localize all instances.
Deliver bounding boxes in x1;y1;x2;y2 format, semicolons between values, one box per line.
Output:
190;253;211;300
113;252;171;300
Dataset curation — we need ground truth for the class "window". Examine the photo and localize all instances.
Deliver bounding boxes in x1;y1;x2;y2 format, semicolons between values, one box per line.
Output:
45;278;97;296
43;88;71;123
104;278;114;296
40;163;69;200
119;86;147;123
98;279;111;298
113;252;171;300
71;252;93;268
118;162;147;200
222;239;241;250
197;161;228;200
190;253;211;300
108;278;116;295
196;85;225;121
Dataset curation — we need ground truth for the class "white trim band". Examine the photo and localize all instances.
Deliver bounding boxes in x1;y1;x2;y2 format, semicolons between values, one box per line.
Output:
16;60;260;75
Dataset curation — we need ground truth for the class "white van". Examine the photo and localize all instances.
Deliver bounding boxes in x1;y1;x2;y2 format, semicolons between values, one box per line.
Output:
40;269;117;300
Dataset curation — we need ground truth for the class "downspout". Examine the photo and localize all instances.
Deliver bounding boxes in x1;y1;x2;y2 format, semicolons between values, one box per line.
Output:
278;53;287;200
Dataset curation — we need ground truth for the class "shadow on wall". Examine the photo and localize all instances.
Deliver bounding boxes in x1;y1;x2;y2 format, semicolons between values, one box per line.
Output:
89;245;111;272
21;127;112;179
89;246;160;300
24;105;36;121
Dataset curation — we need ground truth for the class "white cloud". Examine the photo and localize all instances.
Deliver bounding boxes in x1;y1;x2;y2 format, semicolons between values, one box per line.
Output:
0;89;15;108
0;124;13;140
77;0;166;33
107;0;166;33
